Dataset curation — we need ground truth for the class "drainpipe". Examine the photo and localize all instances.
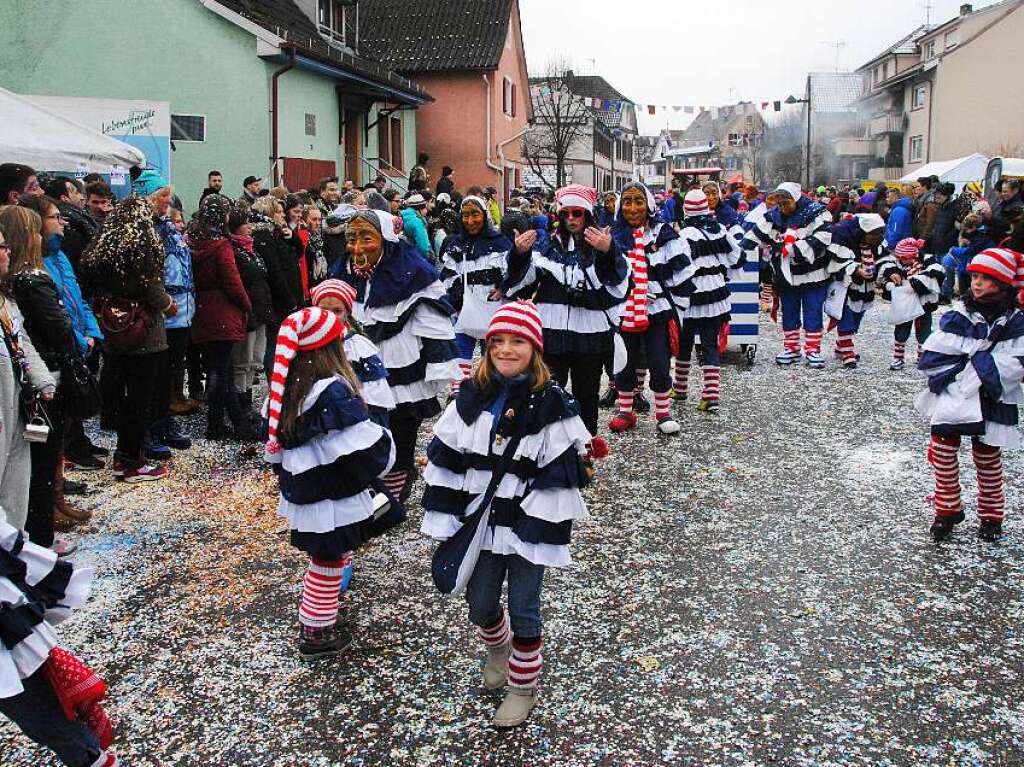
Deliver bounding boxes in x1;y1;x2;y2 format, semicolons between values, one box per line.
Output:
497;127;529;203
271;47;297;187
483;74;503;178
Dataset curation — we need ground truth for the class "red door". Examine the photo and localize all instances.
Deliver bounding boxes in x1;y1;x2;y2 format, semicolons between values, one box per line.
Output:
282;158;337;194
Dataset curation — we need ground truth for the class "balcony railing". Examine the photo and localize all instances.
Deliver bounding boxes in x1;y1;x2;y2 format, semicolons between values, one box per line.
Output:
870;113;906;136
834;139;876;157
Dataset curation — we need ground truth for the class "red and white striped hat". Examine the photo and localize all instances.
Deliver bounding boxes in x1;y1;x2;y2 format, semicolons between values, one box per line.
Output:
967;247;1019;286
265;307;344;455
310;279;357;313
485;300;544;352
555;184;598;213
894;237;925;263
683;189;710;219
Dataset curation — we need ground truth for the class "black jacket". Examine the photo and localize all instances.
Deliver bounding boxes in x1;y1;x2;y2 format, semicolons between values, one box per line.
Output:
231;240;275;328
57;203;98;269
252;221;304;321
11;270;79;372
929;200;959;257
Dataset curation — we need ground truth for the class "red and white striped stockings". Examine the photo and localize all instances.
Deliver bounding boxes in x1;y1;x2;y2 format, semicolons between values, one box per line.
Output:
929;435;1005;523
299;557;345;628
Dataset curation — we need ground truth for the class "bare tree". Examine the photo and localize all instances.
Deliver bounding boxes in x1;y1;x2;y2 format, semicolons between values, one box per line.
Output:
762;112;809;186
522;59;592;192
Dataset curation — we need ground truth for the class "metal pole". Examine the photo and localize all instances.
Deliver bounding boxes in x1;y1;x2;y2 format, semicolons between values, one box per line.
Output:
805;76;812;189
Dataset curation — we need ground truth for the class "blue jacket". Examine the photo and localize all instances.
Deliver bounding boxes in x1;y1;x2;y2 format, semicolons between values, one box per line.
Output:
946;227;996;276
43;237;102;354
531;214;550;250
660;195;677;224
400;208;433;260
155;217;195;329
884;197;914;249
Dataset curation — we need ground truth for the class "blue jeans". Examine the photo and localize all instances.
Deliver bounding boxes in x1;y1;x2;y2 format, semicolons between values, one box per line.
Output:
616;317;671;392
679;316;723;367
465;550;545;639
779;282;828;333
895;314;933;344
0;667;101;766
455;332;485;361
940;254;967;300
837;305;864;334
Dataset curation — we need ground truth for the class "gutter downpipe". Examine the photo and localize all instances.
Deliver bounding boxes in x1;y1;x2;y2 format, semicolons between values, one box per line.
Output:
497;127;530;202
483;74;504;176
271;47;297;187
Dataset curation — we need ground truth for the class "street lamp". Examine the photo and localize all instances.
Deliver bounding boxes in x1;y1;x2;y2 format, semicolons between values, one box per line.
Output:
785;85;812;190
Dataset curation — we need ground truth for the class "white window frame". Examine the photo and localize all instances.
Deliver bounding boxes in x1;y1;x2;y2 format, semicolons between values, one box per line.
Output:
170;113;206;143
944;30;958;49
924;40;936;59
909;135;924;162
502;76;516;118
912;85;926;110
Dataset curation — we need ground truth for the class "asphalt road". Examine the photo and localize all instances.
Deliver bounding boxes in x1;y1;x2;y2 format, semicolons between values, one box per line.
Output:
3;308;1022;766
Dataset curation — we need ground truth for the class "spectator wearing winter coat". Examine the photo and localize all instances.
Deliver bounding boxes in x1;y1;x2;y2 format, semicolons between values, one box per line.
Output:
400;193;433;261
436;166;456;197
941;214;995;301
884;187;914;249
928;182;959;258
228;204;274;421
992;180;1023;242
43;177;98;269
251;196;304;380
187;194;254;441
913;179;940;243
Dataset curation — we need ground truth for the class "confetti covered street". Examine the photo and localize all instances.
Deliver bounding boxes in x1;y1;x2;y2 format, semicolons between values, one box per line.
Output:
2;310;1023;767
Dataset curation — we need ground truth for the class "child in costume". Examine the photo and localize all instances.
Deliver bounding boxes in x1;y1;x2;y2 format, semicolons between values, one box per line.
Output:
917;249;1024;542
824;213;886;369
672;189;742;413
608;182;694;434
876;237;944;370
740;182;834;368
0;520;122;766
421;301;591;728
264;307;396;658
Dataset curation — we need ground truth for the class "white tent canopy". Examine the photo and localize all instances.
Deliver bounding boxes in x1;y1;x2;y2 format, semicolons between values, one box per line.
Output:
0;86;145;173
901;153;989;192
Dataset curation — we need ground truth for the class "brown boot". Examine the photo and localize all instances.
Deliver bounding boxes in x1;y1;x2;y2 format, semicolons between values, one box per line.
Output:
54;457;92;522
169;375;199;415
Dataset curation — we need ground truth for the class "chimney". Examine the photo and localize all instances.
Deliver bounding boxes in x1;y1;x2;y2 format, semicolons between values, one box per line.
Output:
960;3;972;15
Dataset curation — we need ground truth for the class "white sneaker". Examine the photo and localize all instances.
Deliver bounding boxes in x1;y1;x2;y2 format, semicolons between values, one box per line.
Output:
656;416;681;434
805;352;825;369
493;687;538;728
775;349;802;366
889;358;905;371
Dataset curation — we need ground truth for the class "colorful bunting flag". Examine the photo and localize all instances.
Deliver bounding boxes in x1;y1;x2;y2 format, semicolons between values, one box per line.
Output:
648;105;656;115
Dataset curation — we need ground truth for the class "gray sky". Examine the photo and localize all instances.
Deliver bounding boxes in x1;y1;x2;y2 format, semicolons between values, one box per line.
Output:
518;0;1000;134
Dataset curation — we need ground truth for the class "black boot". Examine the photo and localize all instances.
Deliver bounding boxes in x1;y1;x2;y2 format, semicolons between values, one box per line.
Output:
228;392;259;442
930;511;965;541
978;520;1003;542
598;387;617;409
633;392;651;414
298;624;352;660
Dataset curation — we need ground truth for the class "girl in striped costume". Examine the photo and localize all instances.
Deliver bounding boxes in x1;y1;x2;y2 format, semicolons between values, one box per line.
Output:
876;237;944;370
264;308;396;658
917;249;1024;542
740;182;833;368
345;210;462;506
421;301;591;727
504;185;628;460
609;182;694;434
824;213;885;369
439;196;513;396
672;189;743;413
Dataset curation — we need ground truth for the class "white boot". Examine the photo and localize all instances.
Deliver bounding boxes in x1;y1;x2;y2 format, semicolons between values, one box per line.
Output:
493;686;538;728
483;641;511;690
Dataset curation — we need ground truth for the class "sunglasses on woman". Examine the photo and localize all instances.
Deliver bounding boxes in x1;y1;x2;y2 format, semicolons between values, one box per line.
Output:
562;208;586;219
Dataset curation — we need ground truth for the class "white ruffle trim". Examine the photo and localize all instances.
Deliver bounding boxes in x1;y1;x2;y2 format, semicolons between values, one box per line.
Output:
277;492;375;533
519;487;590;524
423;463;529;498
419;513;572;568
431;405;591;468
362;379;397;411
0;622;57;699
375;308;458;370
362;281;448;326
269;420;387;473
344;333;384;363
45;565;94;625
391;378;447;405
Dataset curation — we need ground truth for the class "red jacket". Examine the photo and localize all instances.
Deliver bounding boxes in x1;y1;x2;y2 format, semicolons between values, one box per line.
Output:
190;237;252;343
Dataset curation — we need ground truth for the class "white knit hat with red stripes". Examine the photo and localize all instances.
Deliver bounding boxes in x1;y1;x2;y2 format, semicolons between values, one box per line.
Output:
310;279;358;313
894;237;925;264
682;190;710;219
967;247;1019;286
265;307;345;455
555;184;598;213
485;300;544;352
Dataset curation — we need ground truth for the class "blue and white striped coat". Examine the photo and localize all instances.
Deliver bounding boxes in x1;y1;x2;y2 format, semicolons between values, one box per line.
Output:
740;197;833;288
917;305;1024;448
610;220;695;320
675;216;743;321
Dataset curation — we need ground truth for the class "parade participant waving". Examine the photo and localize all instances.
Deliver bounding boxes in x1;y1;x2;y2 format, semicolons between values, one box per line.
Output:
504;184;628;460
876;237;944;370
609;182;694;433
346;210;461;507
917;249;1024;542
264;307;396;658
741;182;833;368
439;196;512;396
421;300;592;728
672;189;742;413
824;213;885;369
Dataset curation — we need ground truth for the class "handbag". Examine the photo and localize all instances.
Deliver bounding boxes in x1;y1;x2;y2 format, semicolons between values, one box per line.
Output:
94;296;152;353
824;281;849;322
454;264;501;339
58;351;101;420
431;417;527;596
580;266;628;375
886;284;926;325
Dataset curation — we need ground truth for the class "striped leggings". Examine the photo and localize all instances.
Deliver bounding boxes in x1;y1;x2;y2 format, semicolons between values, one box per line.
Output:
929;434;1005;523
